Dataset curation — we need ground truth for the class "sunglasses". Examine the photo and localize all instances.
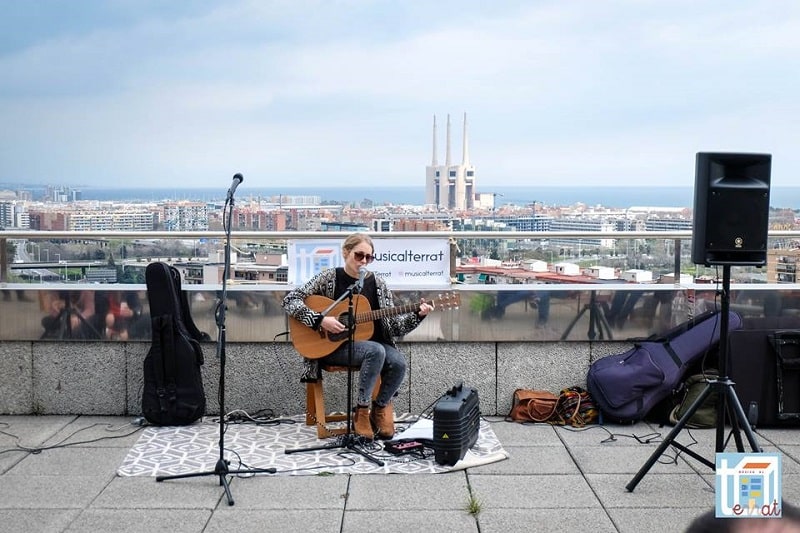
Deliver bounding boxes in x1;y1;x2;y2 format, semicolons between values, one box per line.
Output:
353;251;376;263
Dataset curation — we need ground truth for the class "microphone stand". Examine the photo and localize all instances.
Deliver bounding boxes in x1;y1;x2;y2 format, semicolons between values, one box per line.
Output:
156;176;275;506
285;281;384;466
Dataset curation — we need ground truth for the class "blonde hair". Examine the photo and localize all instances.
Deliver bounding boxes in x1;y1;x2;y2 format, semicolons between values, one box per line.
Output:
342;233;374;256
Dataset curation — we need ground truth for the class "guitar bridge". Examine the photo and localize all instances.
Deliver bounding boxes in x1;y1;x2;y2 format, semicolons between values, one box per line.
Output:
327;331;349;343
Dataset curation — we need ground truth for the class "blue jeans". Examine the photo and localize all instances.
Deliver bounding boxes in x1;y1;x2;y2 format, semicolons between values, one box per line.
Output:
606;291;642;329
322;340;407;407
494;291;550;325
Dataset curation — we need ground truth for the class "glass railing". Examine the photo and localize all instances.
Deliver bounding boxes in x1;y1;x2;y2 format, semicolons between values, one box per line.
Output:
2;229;799;343
1;283;795;343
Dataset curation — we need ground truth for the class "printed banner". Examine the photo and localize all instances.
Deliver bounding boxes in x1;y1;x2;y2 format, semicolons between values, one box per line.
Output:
287;238;450;288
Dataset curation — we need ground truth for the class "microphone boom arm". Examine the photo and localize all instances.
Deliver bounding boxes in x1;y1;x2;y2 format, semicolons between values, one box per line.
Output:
319;284;358;318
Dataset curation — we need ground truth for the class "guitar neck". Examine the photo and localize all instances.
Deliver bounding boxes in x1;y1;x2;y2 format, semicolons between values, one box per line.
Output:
354;302;420;325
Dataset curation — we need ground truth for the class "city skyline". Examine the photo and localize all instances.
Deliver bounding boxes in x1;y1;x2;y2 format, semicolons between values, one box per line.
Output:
9;183;800;212
2;2;799;190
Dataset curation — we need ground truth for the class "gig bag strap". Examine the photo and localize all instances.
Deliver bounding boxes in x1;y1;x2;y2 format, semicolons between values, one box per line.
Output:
160;314;178;386
150;315;168;389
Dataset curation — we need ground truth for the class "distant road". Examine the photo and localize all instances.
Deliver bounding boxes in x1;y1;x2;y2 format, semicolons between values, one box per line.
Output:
9;261;106;269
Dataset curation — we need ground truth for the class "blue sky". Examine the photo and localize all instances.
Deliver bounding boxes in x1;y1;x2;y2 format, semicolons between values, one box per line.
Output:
1;0;798;190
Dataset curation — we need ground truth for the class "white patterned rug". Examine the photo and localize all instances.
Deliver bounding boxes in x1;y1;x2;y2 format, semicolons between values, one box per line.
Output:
117;415;507;476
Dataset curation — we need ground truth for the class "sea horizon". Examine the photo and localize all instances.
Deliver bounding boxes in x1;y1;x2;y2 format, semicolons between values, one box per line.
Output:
7;184;800;210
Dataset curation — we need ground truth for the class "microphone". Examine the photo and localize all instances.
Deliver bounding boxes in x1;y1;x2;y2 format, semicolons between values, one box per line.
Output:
227;173;244;199
355;266;367;292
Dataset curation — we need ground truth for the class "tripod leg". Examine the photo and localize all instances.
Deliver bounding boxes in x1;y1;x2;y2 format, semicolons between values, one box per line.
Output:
627;384;717;492
718;387;746;453
215;460;234;505
595;306;614;341
587;305;597;341
560;306;587;341
723;385;761;453
284;435;385;467
582;293;598;340
284;440;345;455
157;458;235;505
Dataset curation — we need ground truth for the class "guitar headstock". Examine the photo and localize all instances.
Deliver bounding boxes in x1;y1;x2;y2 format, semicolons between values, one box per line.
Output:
434;292;461;310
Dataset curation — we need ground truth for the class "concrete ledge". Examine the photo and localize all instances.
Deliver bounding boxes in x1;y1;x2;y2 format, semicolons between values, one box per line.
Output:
33;342;126;415
498;341;593;415
405;341;496;415
0;340;630;416
0;342;32;414
124;342;149;416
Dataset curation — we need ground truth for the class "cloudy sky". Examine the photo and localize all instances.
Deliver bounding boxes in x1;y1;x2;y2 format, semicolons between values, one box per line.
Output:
1;0;798;190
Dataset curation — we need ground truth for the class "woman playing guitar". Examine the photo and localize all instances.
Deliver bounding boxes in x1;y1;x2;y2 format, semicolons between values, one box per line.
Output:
282;233;433;441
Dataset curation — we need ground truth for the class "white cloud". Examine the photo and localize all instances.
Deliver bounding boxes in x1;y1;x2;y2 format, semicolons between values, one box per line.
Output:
1;0;799;190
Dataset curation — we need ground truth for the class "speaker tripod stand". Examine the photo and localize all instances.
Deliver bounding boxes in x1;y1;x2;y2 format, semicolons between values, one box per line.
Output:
561;291;613;341
626;264;761;492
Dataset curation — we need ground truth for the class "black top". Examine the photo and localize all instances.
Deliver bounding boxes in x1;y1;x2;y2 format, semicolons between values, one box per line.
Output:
334;267;389;344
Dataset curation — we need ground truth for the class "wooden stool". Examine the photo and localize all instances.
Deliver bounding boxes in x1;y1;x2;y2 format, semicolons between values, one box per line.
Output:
305;365;380;439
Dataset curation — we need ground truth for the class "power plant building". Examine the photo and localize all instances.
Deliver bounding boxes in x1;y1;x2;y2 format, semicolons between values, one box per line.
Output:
425;113;475;210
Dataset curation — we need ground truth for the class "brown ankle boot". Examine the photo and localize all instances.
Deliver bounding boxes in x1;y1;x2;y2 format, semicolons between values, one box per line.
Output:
353;406;374;440
370;402;395;440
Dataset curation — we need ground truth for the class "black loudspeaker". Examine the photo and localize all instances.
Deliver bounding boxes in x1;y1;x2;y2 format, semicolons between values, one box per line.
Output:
432;382;480;466
691;152;772;266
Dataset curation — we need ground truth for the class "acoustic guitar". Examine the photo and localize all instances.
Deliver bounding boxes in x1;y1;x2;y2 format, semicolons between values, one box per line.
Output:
289;292;460;359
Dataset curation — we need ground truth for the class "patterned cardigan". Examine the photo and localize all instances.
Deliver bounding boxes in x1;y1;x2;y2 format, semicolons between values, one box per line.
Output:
282;268;425;382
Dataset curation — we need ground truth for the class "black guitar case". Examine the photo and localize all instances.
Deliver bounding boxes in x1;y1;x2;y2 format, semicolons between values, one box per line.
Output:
142;262;207;425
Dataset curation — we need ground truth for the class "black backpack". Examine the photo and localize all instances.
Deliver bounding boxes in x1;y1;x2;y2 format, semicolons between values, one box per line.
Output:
141;262;208;425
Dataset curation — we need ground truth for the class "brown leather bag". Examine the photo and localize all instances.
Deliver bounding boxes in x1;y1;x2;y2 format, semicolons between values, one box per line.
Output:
507;389;559;423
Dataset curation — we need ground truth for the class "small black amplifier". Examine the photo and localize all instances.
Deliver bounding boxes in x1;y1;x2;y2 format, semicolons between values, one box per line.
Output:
433;382;480;466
